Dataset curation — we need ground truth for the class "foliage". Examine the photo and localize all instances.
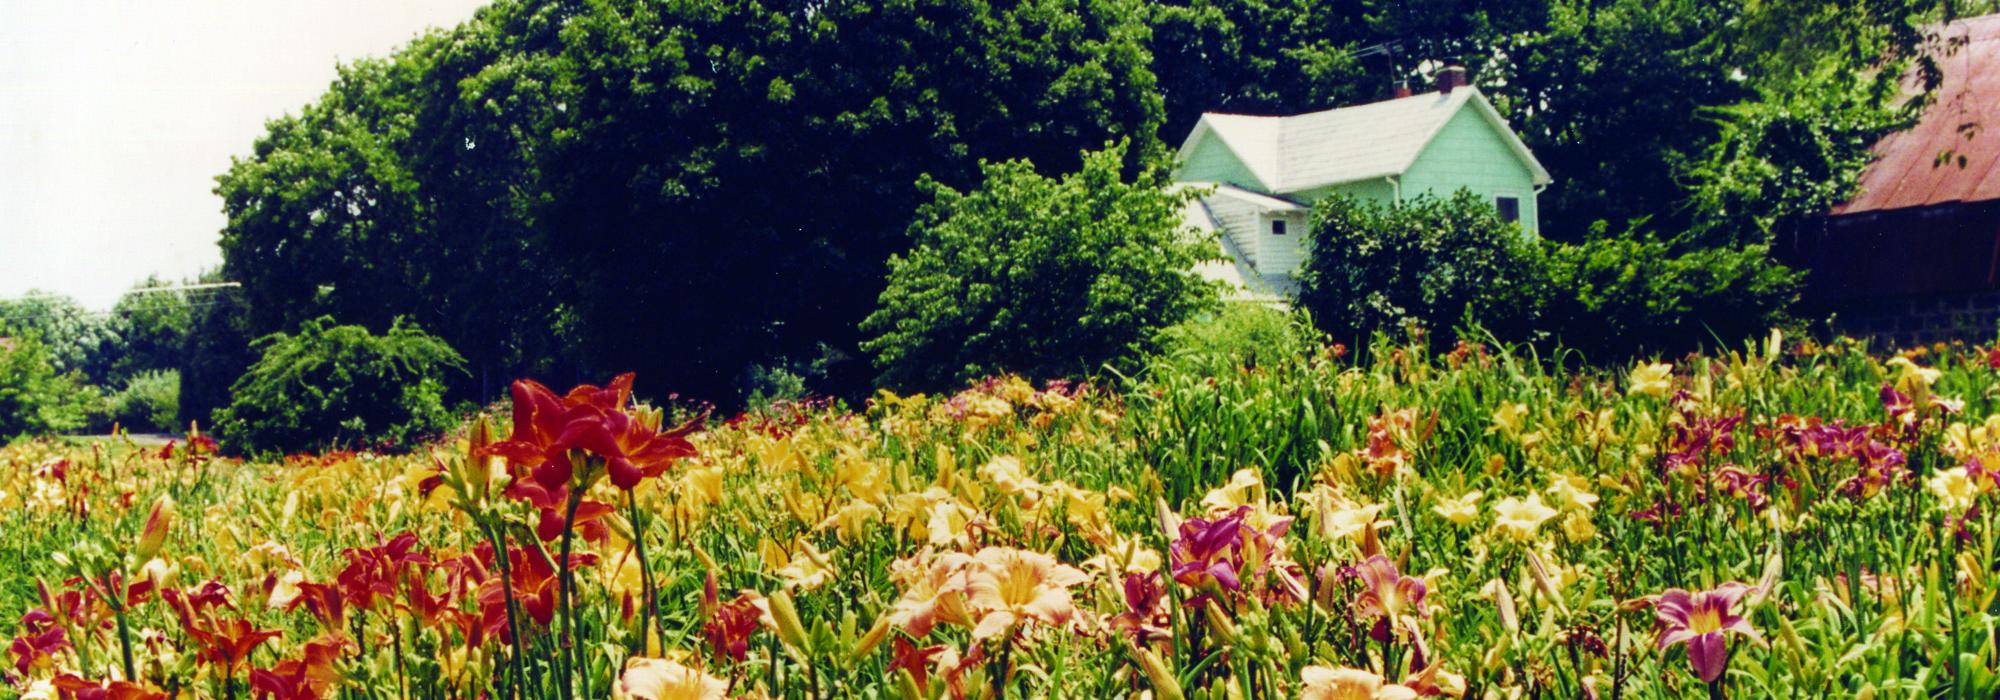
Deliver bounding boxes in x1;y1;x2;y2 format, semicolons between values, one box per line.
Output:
0;291;123;384
105;277;199;387
214;317;465;454
1298;191;1546;347
862;143;1218;390
1539;237;1805;359
1152;303;1316;377
13;335;2000;697
0;332;98;439
216;0;1168;405
107;370;182;434
176;272;257;430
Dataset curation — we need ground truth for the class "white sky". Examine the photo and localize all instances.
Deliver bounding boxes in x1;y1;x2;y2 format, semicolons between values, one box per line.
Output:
0;0;490;310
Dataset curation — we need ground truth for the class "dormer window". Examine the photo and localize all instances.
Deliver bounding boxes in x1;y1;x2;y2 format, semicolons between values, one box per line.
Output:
1271;219;1287;235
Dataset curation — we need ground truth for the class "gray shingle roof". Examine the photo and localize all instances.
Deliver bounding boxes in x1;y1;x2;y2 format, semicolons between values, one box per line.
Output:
1182;87;1549;194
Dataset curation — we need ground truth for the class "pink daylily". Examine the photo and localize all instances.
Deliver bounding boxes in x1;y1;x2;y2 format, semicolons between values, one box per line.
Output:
1654;583;1761;683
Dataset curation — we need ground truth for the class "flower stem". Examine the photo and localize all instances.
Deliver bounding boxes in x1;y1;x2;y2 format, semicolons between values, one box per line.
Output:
558;491;583;700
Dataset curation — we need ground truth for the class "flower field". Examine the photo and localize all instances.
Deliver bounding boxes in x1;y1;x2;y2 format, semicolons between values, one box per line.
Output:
9;334;2000;699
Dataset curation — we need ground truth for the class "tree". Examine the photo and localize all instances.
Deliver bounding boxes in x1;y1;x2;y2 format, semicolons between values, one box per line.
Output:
0;291;122;384
862;143;1218;390
1147;0;1375;143
178;271;261;430
0;332;97;439
215;0;1170;407
214;317;466;454
106;276;200;386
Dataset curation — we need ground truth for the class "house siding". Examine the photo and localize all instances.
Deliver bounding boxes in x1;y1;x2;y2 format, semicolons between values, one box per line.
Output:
1398;108;1541;234
1177;133;1266;191
1292;179;1396;207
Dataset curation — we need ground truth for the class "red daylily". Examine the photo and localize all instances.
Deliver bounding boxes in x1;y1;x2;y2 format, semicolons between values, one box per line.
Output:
702;592;762;664
557;408;698;491
50;675;165;700
887;636;948;690
249;637;346;700
189;618;281;675
10;609;68;676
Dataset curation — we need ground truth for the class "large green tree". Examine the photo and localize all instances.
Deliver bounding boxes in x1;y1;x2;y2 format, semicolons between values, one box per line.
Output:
217;0;1167;405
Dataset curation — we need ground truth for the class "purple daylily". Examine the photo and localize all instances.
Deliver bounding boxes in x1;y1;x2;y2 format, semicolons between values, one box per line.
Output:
1170;506;1248;600
1654;582;1761;683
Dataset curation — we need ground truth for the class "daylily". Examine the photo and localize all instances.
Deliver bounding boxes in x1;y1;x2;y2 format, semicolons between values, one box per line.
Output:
1352;555;1428;636
1629;362;1674;397
612;656;728;700
1929;466;1979;513
884;550;974;636
1170;507;1247;601
1545;473;1597;512
556;407;699;491
961;547;1089;642
1298;666;1418;700
1491;493;1558;541
702;592;762;663
1654;583;1761;683
1431;490;1481;527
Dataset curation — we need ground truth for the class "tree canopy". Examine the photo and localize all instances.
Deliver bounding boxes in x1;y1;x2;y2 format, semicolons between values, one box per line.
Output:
209;0;1968;406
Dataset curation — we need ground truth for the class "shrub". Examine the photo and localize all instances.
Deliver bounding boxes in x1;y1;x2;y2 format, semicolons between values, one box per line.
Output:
1539;238;1803;359
215;317;465;454
1152;304;1317;377
861;143;1218;390
109;369;181;433
1297;191;1546;347
0;332;98;438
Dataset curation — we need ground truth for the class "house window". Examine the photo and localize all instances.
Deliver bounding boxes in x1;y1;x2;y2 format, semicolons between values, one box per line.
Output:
1271;219;1288;235
1495;196;1521;223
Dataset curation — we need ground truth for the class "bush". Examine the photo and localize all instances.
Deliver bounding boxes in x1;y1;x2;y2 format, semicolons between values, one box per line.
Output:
861;143;1218;390
215;317;465;454
1297;191;1545;346
109;369;181;433
1539;237;1803;359
0;333;98;438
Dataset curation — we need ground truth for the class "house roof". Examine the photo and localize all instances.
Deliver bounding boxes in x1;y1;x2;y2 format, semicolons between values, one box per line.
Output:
1176;87;1552;194
1838;14;2000;215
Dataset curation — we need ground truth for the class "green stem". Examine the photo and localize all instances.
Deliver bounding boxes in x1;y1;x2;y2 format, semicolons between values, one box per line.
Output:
486;523;530;700
628;491;661;655
113;603;135;682
558;491;583;700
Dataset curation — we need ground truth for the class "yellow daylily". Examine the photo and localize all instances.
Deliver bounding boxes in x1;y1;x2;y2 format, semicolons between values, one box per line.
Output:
1492;493;1558;542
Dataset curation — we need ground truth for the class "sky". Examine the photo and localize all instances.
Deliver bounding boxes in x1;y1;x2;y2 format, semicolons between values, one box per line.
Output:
0;0;491;310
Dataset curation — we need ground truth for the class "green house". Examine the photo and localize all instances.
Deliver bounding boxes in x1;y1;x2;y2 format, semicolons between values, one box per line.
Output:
1173;72;1551;301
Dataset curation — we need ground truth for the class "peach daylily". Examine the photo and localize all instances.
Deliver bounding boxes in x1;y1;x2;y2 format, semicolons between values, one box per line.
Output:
612;657;727;700
961;547;1090;642
1299;666;1417;700
885;550;975;637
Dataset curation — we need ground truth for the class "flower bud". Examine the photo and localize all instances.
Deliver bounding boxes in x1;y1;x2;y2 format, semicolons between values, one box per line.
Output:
767;590;811;653
1133;645;1184;700
135;495;176;561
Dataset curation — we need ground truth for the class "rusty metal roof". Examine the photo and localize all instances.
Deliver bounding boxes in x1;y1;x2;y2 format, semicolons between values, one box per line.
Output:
1837;14;2000;215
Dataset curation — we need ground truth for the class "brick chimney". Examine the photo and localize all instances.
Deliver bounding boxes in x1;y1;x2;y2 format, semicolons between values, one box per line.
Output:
1435;65;1468;94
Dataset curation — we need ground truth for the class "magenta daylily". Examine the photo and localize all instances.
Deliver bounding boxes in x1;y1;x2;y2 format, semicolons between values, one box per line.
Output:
1654;582;1761;683
1170;507;1247;601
